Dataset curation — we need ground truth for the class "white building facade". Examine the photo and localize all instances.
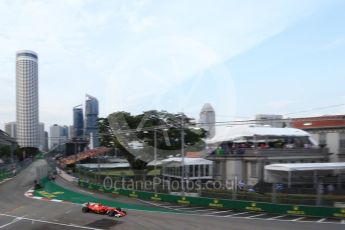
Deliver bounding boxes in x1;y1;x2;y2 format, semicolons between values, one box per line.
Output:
16;50;39;148
5;122;16;138
49;124;68;149
199;103;216;138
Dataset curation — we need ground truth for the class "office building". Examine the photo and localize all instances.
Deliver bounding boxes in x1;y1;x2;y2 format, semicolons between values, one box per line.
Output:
44;131;49;151
85;94;99;148
255;114;285;128
4;122;16;138
199;103;216;138
68;125;74;139
49;124;68;149
38;122;47;151
16;50;39;148
73;106;84;138
290;115;345;162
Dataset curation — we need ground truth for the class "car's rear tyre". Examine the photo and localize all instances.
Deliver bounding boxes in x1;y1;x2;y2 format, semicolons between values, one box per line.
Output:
108;211;115;217
82;207;89;213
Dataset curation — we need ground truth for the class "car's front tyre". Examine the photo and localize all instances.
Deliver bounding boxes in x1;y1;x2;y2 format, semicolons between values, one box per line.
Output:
82;207;89;213
108;210;115;217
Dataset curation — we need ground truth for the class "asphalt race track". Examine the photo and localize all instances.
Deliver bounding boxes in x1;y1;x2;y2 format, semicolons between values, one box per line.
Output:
0;160;344;230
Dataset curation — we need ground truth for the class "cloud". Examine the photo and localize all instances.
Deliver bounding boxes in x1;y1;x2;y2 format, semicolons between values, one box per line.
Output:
0;0;112;128
104;0;326;118
267;99;296;110
0;0;328;130
323;37;345;50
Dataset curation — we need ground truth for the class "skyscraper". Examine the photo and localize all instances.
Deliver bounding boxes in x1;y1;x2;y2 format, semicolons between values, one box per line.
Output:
199;103;216;138
38;122;46;151
44;131;49;151
16;50;39;148
49;124;68;149
68;125;74;139
5;122;16;138
85;94;99;148
255;114;285;128
73;106;84;138
4;122;46;151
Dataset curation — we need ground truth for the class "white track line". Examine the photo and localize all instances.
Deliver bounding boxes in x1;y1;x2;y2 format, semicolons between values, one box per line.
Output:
246;213;266;218
175;207;203;210
184;209;216;212
0;215;26;229
225;212;250;217
0;213;103;230
175;207;215;211
163;205;188;209
292;217;305;221
317;218;326;223
209;210;233;214
267;215;286;220
136;199;178;210
0;178;12;185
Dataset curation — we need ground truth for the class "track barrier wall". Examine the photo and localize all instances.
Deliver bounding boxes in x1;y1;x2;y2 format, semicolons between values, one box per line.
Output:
77;179;345;218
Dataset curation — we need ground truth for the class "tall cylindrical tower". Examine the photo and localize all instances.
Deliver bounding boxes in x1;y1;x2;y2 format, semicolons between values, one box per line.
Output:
199;103;216;138
16;50;39;148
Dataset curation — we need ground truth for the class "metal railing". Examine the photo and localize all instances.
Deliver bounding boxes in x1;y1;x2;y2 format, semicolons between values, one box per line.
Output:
208;147;329;157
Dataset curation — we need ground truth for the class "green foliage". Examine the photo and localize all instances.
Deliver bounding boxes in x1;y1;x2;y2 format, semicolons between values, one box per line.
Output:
97;117;113;147
98;110;206;170
0;145;11;158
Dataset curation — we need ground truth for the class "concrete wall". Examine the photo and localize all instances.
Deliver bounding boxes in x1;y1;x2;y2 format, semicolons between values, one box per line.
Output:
225;159;244;182
326;132;340;162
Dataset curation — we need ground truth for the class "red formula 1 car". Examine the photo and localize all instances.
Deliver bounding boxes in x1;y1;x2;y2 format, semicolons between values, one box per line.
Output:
82;202;127;218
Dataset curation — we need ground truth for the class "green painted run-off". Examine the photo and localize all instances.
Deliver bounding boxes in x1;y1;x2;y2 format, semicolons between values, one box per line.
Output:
34;178;180;213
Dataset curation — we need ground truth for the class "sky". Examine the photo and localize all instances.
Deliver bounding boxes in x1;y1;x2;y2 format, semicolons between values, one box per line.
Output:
1;0;345;131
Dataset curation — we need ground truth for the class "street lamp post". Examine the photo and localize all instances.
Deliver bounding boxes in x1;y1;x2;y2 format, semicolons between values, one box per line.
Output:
181;115;185;195
153;129;157;193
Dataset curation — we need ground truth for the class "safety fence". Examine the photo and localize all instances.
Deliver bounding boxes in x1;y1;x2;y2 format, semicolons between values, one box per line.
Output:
77;179;345;218
0;158;33;182
0;169;12;182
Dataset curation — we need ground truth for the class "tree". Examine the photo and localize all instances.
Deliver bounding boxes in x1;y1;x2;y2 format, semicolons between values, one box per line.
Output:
99;110;206;170
0;145;11;159
98;117;113;147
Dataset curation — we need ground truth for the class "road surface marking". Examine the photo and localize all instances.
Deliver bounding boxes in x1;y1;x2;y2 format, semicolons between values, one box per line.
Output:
184;209;216;212
0;215;27;229
225;212;250;217
0;178;12;185
292;217;305;221
267;215;286;220
209;210;232;214
175;207;210;211
246;213;266;218
163;205;188;208
6;205;24;213
317;218;326;223
136;199;185;210
0;213;103;230
78;189;94;195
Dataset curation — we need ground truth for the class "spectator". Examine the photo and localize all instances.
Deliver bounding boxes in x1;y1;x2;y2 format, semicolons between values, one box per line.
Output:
238;180;245;190
327;184;334;195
